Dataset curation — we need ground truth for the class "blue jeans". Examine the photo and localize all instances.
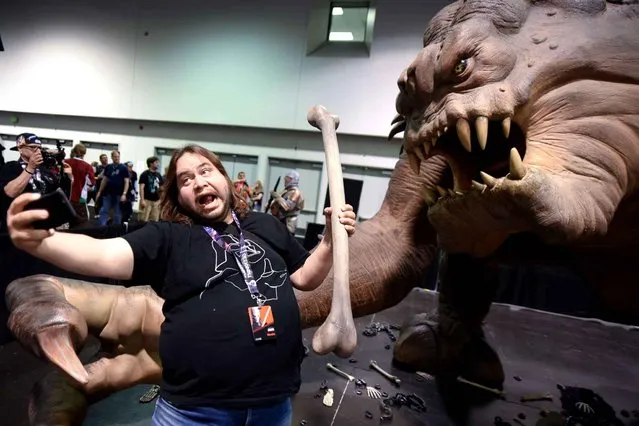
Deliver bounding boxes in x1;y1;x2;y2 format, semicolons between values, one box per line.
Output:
152;396;292;426
99;193;122;226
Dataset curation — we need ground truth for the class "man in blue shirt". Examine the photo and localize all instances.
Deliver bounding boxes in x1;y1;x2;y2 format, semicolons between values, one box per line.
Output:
96;150;130;226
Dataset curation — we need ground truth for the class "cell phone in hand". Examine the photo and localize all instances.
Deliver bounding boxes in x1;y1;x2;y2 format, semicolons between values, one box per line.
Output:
24;188;80;230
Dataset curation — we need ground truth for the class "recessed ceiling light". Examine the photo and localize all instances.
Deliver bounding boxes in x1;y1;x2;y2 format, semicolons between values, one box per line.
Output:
332;7;344;16
329;31;354;41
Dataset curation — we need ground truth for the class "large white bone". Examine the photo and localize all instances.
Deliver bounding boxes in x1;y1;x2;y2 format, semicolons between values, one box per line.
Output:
306;105;357;358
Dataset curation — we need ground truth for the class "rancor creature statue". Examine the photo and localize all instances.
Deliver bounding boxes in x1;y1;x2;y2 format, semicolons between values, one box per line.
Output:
6;0;639;424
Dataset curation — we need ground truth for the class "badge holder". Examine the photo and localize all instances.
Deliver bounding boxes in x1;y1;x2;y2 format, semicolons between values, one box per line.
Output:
248;304;277;342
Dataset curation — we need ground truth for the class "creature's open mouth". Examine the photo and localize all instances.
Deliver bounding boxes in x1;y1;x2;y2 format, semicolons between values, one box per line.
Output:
396;116;526;201
436;118;527;191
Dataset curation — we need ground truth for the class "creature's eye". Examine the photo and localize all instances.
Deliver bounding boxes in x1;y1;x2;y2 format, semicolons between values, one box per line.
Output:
453;59;468;76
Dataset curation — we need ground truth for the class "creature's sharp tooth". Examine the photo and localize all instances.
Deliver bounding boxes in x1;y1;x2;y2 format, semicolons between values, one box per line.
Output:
444;126;448;133
391;114;404;125
408;151;421;174
502;117;511;138
432;136;438;147
436;186;448;197
422;187;436;206
476;116;488;150
509;147;526;180
414;146;425;161
471;180;487;191
456;118;472;152
448;189;456;197
422;143;431;157
455;191;464;196
480;171;497;188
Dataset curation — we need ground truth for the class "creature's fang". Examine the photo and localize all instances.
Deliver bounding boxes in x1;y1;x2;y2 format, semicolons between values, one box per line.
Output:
414;146;425;161
508;148;526;180
471;180;487;192
502;117;511;138
475;116;488;150
456;118;472;152
480;171;497;188
436;186;448;197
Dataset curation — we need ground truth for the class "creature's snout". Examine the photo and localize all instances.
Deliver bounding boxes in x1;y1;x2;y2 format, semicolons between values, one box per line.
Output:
396;49;435;116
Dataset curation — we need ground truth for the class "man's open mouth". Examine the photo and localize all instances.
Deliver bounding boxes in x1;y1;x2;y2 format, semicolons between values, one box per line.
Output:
197;194;217;206
394;115;527;202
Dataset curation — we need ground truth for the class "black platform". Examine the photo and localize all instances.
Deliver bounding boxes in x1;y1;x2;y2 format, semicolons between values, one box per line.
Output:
1;289;638;425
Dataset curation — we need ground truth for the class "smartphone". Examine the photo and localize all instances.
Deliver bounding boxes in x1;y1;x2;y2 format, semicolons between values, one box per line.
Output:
24;188;80;230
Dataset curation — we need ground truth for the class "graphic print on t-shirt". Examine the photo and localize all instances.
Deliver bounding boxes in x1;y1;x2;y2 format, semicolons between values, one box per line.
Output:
199;233;288;302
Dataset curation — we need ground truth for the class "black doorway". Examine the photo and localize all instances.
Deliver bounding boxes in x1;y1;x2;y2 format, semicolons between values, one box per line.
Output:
324;178;363;214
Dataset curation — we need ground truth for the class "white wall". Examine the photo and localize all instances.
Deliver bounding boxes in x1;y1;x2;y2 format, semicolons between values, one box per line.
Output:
0;0;450;137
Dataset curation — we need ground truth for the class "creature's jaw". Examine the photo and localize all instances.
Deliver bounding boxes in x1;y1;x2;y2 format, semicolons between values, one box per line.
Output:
398;114;526;193
394;97;636;257
392;107;531;256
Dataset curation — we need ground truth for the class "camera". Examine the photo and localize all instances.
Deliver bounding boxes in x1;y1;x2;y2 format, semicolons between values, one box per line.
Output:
41;140;66;169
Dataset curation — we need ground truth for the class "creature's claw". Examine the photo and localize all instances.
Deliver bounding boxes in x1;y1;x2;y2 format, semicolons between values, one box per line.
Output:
7;276;90;385
37;325;89;385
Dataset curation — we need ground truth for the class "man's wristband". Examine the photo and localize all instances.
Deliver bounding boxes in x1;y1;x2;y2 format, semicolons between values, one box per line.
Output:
24;168;34;175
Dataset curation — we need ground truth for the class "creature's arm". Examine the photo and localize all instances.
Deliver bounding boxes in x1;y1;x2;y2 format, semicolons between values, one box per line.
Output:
7;274;163;391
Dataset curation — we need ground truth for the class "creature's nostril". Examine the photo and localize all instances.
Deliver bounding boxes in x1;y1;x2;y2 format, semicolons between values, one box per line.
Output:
398;66;417;94
398;78;407;92
397;70;408;93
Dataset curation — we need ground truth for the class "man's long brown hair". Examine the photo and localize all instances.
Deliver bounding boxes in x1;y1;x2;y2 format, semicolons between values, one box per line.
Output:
159;144;250;225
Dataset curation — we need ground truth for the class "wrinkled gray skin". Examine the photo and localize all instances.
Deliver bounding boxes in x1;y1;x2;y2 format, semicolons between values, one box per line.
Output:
6;0;639;424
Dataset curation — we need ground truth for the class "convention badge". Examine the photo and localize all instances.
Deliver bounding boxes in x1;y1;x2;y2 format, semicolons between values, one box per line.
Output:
248;305;277;341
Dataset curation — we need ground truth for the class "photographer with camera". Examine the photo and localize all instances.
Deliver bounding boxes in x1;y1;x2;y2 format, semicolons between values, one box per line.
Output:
0;133;72;232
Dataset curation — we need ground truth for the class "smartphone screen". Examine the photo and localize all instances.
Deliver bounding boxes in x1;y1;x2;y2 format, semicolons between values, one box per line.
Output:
24;188;80;230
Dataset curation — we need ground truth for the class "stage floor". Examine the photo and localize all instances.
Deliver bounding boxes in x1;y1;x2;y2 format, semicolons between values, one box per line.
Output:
1;289;638;425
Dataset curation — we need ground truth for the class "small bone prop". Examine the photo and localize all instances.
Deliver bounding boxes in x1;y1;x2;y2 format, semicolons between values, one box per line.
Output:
457;376;506;398
307;105;357;358
370;360;401;386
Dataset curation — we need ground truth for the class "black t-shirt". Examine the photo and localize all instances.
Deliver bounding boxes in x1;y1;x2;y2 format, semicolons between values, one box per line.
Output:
103;163;129;195
121;212;310;409
139;170;164;202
